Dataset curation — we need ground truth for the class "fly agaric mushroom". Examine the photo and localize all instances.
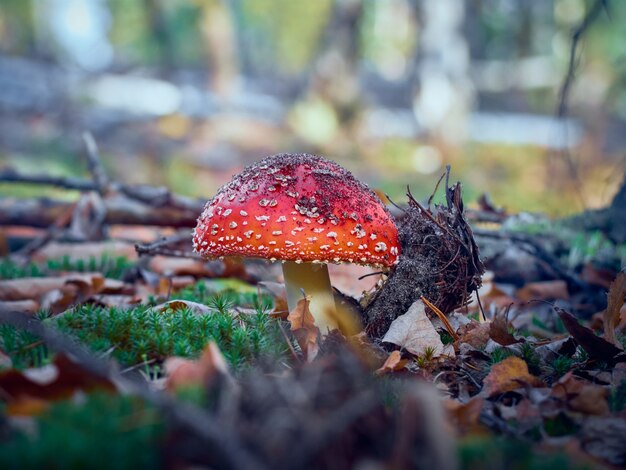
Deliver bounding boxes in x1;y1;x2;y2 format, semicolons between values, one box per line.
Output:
192;153;400;331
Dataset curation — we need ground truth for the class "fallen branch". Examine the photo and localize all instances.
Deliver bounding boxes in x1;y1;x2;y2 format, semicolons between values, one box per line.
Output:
0;167;205;213
0;196;200;228
135;233;202;259
473;229;585;290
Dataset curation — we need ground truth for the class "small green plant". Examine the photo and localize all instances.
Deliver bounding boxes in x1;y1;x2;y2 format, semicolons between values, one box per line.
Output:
490;346;515;364
0;255;135;280
439;331;454;345
0;392;164;469
0;258;45;279
550;355;574;378
609;380;626;412
415;346;436;368
459;435;581;470
53;298;287;371
519;342;541;375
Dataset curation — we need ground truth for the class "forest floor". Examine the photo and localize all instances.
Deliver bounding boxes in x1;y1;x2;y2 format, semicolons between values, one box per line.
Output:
0;154;624;469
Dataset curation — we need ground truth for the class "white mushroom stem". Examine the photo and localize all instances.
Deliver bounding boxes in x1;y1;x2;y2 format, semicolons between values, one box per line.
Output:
282;261;338;333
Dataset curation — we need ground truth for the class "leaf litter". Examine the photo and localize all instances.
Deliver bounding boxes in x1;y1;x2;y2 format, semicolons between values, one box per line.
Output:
0;158;625;467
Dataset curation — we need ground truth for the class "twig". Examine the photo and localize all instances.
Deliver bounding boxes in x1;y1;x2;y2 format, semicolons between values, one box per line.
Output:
554;0;608;208
0;309;265;470
557;0;608;119
473;229;585;290
82;132;110;194
134;233;198;258
0;166;205;214
421;296;459;341
427;169;447;208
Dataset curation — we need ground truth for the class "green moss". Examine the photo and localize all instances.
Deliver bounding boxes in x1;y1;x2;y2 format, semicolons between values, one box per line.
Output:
0;255;135;280
52;303;280;370
0;282;288;372
0;393;163;469
609;379;626;412
550;355;575;378
490;346;516;364
459;435;584;470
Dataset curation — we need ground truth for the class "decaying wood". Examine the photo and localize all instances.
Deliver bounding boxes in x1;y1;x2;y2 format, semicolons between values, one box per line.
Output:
0;196;200;228
0;167;204;214
364;171;485;338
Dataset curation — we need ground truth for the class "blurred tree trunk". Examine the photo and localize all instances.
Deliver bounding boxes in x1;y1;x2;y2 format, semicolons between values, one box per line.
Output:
143;0;175;72
200;0;239;97
411;0;473;144
306;0;363;123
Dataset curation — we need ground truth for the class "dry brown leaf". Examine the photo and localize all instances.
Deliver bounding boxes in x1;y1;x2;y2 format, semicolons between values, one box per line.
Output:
552;373;610;416
516;280;569;302
89;294;141;308
445;397;486;435
0;354;115;414
581;263;618;290
151;299;213;315
569;385;610;416
489;315;523;346
557;307;623;362
482;356;543;396
375;350;407;375
382;300;453;358
164;341;230;391
258;281;289;318
287;296;320;361
604;272;626;347
347;331;388;370
457;321;491;349
0;274;105;302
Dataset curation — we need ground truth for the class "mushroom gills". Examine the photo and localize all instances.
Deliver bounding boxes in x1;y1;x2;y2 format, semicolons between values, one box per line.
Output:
282;261;338;333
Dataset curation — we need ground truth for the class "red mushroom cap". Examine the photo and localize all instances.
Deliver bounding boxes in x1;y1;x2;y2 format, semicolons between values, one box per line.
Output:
193;154;400;267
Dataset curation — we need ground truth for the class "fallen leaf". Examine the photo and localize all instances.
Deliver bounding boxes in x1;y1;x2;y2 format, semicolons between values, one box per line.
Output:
151;299;212;315
164;341;230;391
457;321;491;349
287;296;320;361
581;264;618;290
604;272;626;347
89;294;141;308
258;281;289;318
482;356;543;396
516;280;569;302
556;307;623;362
489;315;523;346
382;300;452;358
375;350;407;375
0;274;105;302
445;397;486;436
0;354;115;414
5;396;49;416
569;385;609;416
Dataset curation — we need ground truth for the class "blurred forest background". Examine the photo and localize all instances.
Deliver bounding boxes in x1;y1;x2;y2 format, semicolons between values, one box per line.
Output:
0;0;624;215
